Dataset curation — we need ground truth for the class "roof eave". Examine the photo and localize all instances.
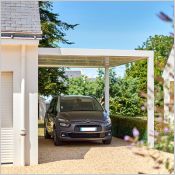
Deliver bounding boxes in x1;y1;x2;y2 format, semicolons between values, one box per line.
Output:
1;32;42;40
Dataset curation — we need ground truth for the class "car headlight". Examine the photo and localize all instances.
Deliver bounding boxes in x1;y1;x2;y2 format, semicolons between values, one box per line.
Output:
105;118;111;126
59;122;70;127
58;118;70;127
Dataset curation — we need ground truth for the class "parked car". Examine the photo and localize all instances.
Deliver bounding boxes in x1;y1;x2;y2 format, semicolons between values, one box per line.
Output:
44;95;112;145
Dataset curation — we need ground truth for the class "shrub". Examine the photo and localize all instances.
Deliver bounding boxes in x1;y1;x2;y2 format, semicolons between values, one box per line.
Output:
155;130;174;153
110;115;147;140
111;115;174;154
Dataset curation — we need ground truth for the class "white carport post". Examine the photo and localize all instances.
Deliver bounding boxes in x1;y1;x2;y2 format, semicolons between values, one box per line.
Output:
147;53;154;148
104;57;110;114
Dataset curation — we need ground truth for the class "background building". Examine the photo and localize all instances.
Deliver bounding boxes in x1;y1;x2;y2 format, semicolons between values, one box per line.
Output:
64;70;82;78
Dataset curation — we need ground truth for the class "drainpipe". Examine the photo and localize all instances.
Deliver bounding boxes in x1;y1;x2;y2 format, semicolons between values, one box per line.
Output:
21;45;26;166
0;45;1;165
104;57;110;115
0;72;1;165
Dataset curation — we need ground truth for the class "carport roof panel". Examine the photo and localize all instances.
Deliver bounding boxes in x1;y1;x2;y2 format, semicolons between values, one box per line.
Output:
38;48;153;67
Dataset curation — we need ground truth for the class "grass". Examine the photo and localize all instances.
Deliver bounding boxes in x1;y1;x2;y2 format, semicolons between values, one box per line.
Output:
38;120;44;137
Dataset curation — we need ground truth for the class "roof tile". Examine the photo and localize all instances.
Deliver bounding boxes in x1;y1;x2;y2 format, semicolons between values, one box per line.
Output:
1;1;41;35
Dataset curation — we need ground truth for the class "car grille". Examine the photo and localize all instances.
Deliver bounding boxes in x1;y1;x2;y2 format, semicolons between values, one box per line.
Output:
74;125;102;132
68;133;105;138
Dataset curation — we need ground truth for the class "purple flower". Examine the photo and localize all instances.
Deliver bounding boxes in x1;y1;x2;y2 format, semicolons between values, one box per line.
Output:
158;12;173;22
164;127;169;134
132;127;139;137
124;135;130;141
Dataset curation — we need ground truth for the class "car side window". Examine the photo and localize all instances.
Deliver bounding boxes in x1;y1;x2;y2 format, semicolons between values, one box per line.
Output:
47;98;56;113
52;98;58;116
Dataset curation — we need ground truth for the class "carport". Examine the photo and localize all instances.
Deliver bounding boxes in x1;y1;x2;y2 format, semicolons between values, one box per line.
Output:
1;37;155;167
38;47;155;146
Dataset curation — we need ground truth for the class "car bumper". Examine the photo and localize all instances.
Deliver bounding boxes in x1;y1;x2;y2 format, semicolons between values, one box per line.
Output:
59;131;112;141
56;122;112;141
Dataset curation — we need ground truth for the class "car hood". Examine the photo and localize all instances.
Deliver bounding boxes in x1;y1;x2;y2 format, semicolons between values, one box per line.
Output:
59;111;105;121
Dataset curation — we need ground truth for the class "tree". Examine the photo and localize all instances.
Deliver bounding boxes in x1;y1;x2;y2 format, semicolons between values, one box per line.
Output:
125;35;174;115
67;68;117;98
67;76;98;97
95;68;118;99
39;68;68;96
126;35;173;90
110;77;143;116
38;1;78;96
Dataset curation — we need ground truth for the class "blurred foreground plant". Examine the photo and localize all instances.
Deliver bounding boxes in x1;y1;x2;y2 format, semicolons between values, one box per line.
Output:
124;127;174;174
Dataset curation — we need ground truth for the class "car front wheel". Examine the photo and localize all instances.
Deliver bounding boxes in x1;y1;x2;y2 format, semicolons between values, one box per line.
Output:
53;128;62;146
44;127;51;139
102;138;112;144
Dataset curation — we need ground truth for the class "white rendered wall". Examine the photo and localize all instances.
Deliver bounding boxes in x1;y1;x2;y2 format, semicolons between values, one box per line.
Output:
163;48;174;125
0;39;39;165
164;80;174;125
147;54;154;148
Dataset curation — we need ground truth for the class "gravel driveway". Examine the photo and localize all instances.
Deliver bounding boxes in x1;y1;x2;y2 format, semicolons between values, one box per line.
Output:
1;137;173;174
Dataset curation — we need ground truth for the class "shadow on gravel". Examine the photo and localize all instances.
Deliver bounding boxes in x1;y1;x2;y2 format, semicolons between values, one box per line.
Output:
38;136;127;164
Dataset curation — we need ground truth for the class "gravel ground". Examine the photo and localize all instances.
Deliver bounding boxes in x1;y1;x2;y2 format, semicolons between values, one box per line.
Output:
1;137;173;174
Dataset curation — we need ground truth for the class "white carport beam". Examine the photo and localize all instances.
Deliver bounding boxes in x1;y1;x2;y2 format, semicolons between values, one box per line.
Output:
104;58;110;114
147;53;154;148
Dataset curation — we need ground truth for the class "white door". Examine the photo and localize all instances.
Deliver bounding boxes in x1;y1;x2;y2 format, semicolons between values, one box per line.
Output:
0;72;13;164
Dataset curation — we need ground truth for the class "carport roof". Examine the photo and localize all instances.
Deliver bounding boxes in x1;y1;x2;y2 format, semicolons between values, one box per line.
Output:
38;48;153;67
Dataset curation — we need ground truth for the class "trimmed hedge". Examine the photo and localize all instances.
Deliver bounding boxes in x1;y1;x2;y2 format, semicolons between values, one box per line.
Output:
110;115;147;140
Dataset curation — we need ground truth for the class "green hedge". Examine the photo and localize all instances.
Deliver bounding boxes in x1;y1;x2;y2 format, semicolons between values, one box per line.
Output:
110;116;174;153
110;115;147;140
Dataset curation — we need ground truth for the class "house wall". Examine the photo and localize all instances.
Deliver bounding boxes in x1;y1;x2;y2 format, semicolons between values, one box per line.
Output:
164;80;174;125
0;39;39;165
163;48;174;125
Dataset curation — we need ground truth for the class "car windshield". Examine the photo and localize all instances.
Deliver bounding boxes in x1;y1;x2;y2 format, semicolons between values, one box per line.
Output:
60;97;103;112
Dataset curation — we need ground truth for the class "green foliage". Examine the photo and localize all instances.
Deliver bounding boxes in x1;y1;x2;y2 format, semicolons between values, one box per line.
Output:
67;76;98;97
110;115;147;140
155;130;174;153
125;35;174;115
39;68;68;96
126;35;173;90
39;1;78;47
95;68;118;99
67;68;118;99
38;1;78;96
110;77;144;116
111;115;174;153
95;69;145;116
67;68;145;116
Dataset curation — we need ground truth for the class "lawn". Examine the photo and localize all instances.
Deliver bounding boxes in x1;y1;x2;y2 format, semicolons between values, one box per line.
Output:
38;120;44;137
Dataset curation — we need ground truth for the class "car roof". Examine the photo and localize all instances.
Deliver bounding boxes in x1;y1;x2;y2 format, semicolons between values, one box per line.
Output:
60;95;94;99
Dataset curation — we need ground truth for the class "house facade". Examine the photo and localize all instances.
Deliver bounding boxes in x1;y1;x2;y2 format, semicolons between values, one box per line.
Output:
0;1;41;165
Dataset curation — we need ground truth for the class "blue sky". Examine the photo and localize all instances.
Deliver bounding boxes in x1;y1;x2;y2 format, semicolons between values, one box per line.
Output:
53;1;173;77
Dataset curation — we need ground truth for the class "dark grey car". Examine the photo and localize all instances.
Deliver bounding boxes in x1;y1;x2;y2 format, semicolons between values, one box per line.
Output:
44;95;112;146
